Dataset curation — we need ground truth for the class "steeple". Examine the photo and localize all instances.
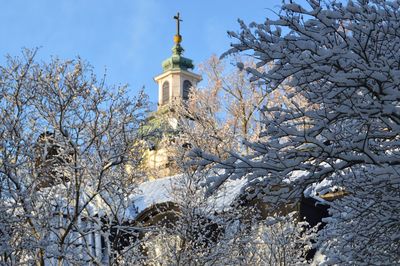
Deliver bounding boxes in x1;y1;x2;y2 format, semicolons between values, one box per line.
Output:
141;12;202;179
154;12;202;109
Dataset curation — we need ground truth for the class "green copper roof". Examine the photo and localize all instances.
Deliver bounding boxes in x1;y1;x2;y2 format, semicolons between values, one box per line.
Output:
162;43;194;72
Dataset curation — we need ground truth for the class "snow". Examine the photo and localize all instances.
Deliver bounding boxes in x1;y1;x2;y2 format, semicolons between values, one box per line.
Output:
303;178;333;200
36;171;249;222
130;175;178;214
128;172;249;219
311;250;327;266
211;175;248;211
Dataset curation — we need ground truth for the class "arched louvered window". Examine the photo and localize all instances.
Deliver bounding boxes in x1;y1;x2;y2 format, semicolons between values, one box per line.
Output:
162;81;170;105
183;80;192;101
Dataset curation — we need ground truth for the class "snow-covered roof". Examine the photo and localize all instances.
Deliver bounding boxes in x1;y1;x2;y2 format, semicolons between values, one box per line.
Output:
131;175;178;214
128;171;248;219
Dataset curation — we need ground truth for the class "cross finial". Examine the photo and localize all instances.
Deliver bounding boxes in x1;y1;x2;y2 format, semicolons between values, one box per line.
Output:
173;12;182;44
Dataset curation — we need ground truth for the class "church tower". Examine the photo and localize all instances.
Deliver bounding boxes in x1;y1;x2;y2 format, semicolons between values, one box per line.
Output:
154;12;202;109
142;13;201;179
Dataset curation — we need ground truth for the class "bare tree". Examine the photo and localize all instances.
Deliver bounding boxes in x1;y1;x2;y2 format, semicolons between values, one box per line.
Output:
0;49;148;265
173;55;272;161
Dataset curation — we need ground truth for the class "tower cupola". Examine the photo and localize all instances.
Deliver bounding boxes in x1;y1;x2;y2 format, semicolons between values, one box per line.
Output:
154;12;202;109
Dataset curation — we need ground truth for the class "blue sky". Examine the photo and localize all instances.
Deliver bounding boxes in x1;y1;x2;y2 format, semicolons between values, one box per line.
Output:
0;0;293;104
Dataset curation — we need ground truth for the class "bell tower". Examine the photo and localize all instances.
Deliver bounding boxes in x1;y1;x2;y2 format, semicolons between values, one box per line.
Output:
141;13;202;179
154;12;202;109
